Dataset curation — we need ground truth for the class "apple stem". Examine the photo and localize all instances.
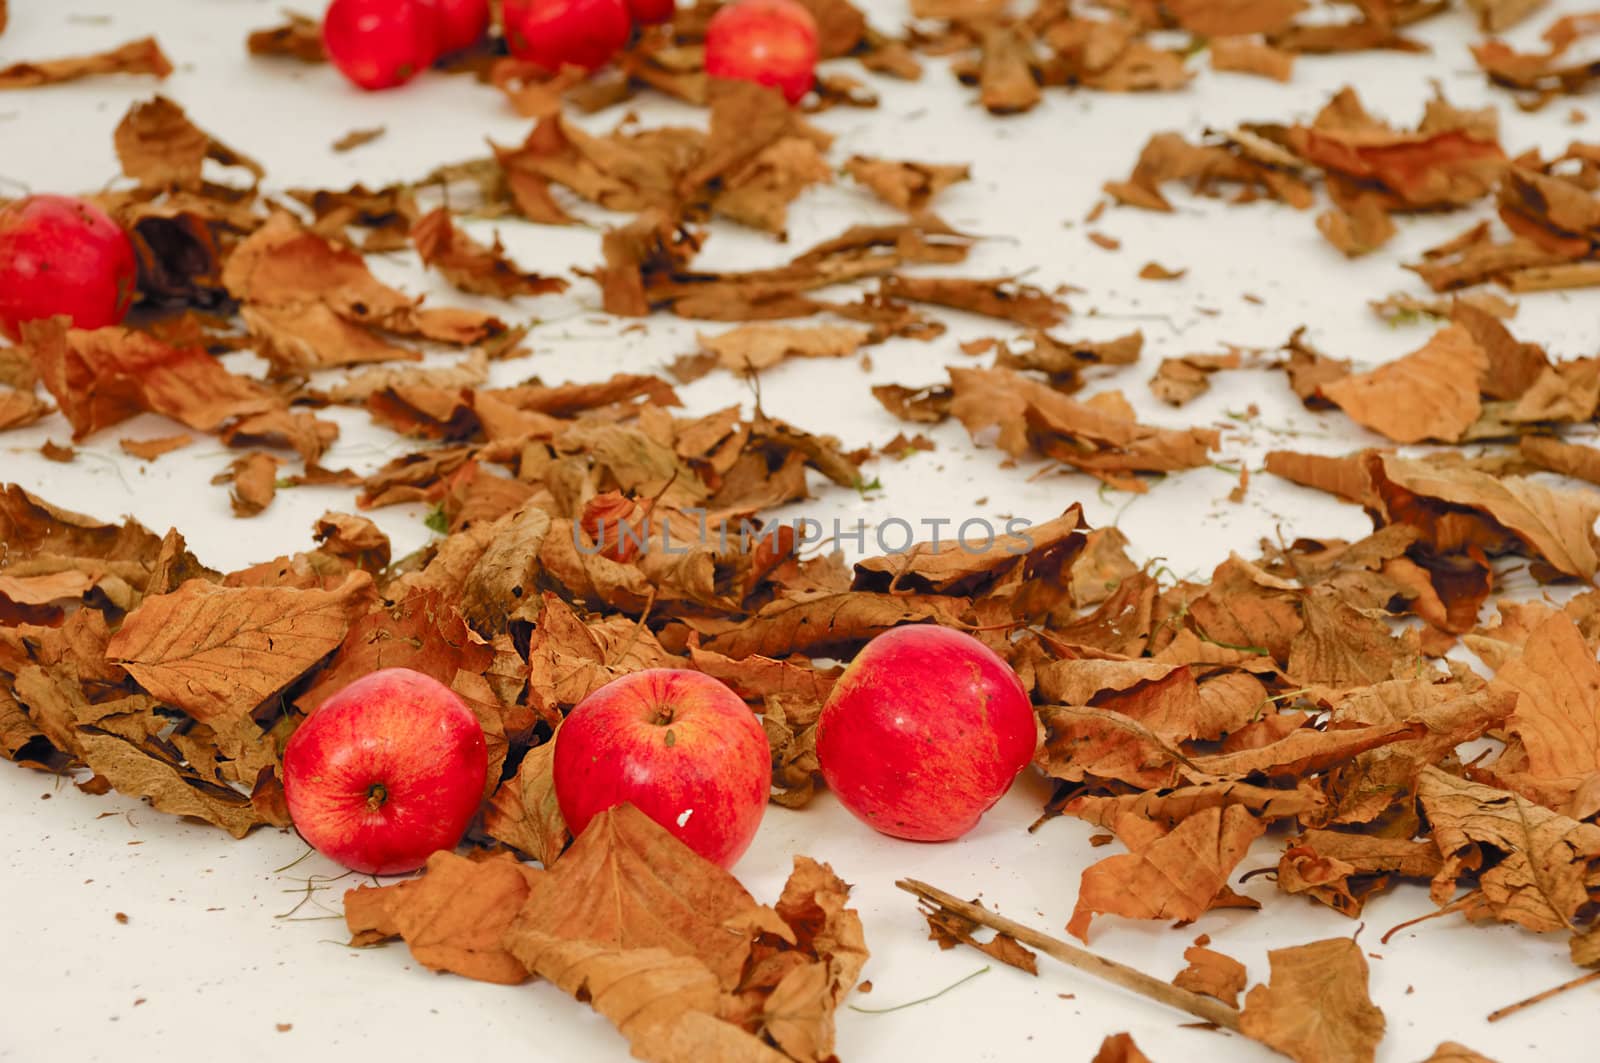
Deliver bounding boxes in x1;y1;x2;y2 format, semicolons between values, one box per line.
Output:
366;782;388;812
895;879;1242;1031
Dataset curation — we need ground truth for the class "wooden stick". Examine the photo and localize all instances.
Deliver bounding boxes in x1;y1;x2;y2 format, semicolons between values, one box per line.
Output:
1487;969;1600;1023
896;878;1242;1031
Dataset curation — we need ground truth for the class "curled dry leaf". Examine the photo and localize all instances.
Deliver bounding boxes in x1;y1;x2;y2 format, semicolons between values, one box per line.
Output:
345;850;542;984
224;212;505;370
412;208;569;299
483;736;569;867
1418;766;1600;932
844;156;970;211
22;320;279;441
923;903;1039;975
247;12;325;63
1239;937;1386;1063
946;365;1219;486
115;95;264;192
214;452;282;517
1172;943;1248;1008
0;37;172;89
1149;353;1240;407
880;275;1066;328
0;387;50;432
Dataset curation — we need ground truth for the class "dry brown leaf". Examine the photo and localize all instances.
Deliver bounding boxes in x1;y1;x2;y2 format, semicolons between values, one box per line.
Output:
0;37;172;89
852;505;1085;601
224;212;504;370
1322;326;1487;444
483;737;569;867
114;95;263;192
1317;197;1398;257
505;803;767;989
1066;805;1266;941
1169;0;1306;36
881;275;1066;327
1418;766;1600;932
923;903;1039;975
1173;943;1248;1008
0;387;49;431
119;434;193;461
844;156;970;211
1091;1033;1154;1063
343;850;540;983
1239;937;1386;1063
1137;261;1186;281
1149;353;1239;406
107;572;373;725
948;366;1218;483
699;324;870;375
702;593;968;660
1378;454;1600;580
412;208;569;299
1492;612;1600;802
1417;1045;1500;1063
215;452;281;517
22;320;279;441
247;13;325;63
1210;37;1295;82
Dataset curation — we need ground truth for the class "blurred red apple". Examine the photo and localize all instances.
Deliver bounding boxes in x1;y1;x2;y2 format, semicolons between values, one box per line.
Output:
704;0;818;105
322;0;440;90
283;668;487;874
420;0;491;54
552;669;770;867
626;0;676;25
0;194;137;341
502;0;632;73
816;625;1036;841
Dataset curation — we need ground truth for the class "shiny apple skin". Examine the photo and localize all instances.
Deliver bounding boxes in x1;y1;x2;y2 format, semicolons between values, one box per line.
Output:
552;668;771;868
283;667;488;875
704;0;819;105
816;625;1037;842
0;195;137;341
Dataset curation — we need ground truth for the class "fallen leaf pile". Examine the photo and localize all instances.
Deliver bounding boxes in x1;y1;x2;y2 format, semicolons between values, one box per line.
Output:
6;2;1600;1061
348;805;867;1060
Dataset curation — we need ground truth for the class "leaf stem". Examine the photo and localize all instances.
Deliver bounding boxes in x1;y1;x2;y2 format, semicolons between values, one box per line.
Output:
1488;969;1600;1023
895;879;1242;1031
848;966;990;1014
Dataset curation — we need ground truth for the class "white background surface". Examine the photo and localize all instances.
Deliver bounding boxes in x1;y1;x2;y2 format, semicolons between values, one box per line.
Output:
2;1;1598;1060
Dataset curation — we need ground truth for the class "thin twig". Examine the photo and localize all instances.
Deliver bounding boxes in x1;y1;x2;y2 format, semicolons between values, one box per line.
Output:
895;879;1241;1032
848;966;990;1014
1488;969;1600;1023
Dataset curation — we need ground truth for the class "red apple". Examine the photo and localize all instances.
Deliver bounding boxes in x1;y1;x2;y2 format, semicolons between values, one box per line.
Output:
419;0;491;54
704;0;818;105
502;0;632;73
0;195;137;341
816;625;1036;841
552;669;770;867
283;668;487;875
321;0;440;91
626;0;676;25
